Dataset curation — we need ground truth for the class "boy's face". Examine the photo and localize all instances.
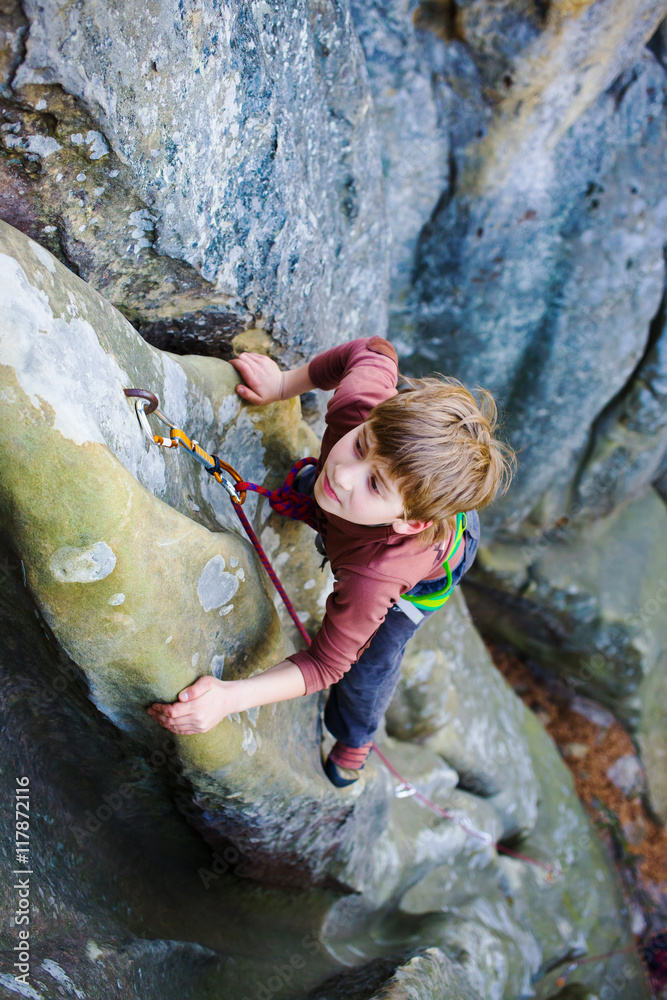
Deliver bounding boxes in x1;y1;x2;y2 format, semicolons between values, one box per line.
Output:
313;422;429;534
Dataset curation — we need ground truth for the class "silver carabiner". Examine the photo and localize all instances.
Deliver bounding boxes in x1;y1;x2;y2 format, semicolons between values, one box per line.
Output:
394;782;416;799
134;398;178;448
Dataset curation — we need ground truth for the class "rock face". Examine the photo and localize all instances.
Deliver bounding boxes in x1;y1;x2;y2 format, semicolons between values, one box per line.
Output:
386;589;538;839
0;222;649;998
351;0;667;537
346;0;667;835
2;0;667;993
1;0;388;359
465;487;667;822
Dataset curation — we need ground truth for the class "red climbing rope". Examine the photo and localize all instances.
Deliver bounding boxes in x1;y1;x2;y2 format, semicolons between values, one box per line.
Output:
124;386;556;869
236;456;319;531
370;743;557;872
228;492;312;648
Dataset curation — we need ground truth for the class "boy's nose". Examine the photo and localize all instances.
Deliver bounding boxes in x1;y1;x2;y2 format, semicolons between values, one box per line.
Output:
332;462;355;492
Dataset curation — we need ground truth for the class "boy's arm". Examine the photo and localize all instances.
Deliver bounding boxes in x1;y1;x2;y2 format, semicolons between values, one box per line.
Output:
147;659;307;735
229;352;314;405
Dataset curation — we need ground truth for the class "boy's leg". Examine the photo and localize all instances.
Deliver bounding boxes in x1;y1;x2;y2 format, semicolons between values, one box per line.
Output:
324;603;429;750
323;602;435;786
323;512;480;786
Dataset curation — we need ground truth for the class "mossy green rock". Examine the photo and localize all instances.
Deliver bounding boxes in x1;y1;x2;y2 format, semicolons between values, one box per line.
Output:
0;220;648;998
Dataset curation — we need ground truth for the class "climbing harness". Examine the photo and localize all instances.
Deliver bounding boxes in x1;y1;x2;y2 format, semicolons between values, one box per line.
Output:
400;512;466;611
126;386;663;989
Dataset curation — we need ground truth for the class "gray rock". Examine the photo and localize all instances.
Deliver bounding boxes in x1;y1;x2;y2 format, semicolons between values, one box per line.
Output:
411;50;667;537
573;295;667;519
352;0;667;539
606;753;645;798
387;588;539;839
466;487;667;821
571;696;617;730
368;949;484;1000
638;651;667;822
348;1;453;351
3;0;389;359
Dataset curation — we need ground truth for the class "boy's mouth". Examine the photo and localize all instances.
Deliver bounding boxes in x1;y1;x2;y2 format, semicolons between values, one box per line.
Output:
322;472;340;503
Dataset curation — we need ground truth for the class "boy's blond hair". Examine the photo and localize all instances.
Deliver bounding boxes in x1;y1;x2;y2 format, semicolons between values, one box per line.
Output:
366;376;515;546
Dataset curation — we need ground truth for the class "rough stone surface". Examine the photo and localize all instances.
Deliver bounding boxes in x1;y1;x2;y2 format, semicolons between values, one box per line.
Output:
1;0;388;360
0;221;649;998
465;487;667;821
352;1;667;540
573;289;667;519
606;753;645;798
387;588;538;839
638;652;667;823
2;1;667;992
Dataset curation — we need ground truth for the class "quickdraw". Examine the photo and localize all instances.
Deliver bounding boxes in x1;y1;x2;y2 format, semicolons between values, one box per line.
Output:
124;387;312;645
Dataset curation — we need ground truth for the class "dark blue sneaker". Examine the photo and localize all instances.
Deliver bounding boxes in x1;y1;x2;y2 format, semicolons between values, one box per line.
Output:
324;756;361;788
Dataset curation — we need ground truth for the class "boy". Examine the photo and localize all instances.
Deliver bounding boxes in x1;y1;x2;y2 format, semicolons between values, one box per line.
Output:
148;337;513;786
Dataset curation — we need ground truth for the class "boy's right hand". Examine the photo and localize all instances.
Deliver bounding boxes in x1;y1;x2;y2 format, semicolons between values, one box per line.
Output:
147;676;230;734
229;352;285;406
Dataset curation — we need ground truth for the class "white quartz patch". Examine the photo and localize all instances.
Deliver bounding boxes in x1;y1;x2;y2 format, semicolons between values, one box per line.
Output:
196;555;239;612
0;253;129;448
210;654;225;678
50;541;116;583
41;960;86;999
26;135;61;157
0;972;43;998
108;592;125;605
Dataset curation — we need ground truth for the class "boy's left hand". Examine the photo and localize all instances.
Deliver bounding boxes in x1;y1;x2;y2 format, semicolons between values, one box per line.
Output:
147;676;230;734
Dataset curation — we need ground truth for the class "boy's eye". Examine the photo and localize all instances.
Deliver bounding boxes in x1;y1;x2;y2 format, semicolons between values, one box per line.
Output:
355;437;363;456
370;476;378;493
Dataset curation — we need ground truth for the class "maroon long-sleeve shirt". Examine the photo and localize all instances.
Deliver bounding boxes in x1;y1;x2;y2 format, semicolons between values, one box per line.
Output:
287;337;459;695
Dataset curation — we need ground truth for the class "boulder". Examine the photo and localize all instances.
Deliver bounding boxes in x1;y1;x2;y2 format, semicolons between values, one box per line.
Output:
0;219;649;998
466;487;667;821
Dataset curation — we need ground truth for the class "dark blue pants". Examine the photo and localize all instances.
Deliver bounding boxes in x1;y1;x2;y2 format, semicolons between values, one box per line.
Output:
324;510;480;747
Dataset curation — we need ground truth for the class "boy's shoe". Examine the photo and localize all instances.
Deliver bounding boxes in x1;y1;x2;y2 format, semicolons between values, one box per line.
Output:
323;739;373;787
324;756;361;788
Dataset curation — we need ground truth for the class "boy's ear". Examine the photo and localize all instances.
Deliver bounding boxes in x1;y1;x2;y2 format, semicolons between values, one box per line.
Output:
391;518;432;536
